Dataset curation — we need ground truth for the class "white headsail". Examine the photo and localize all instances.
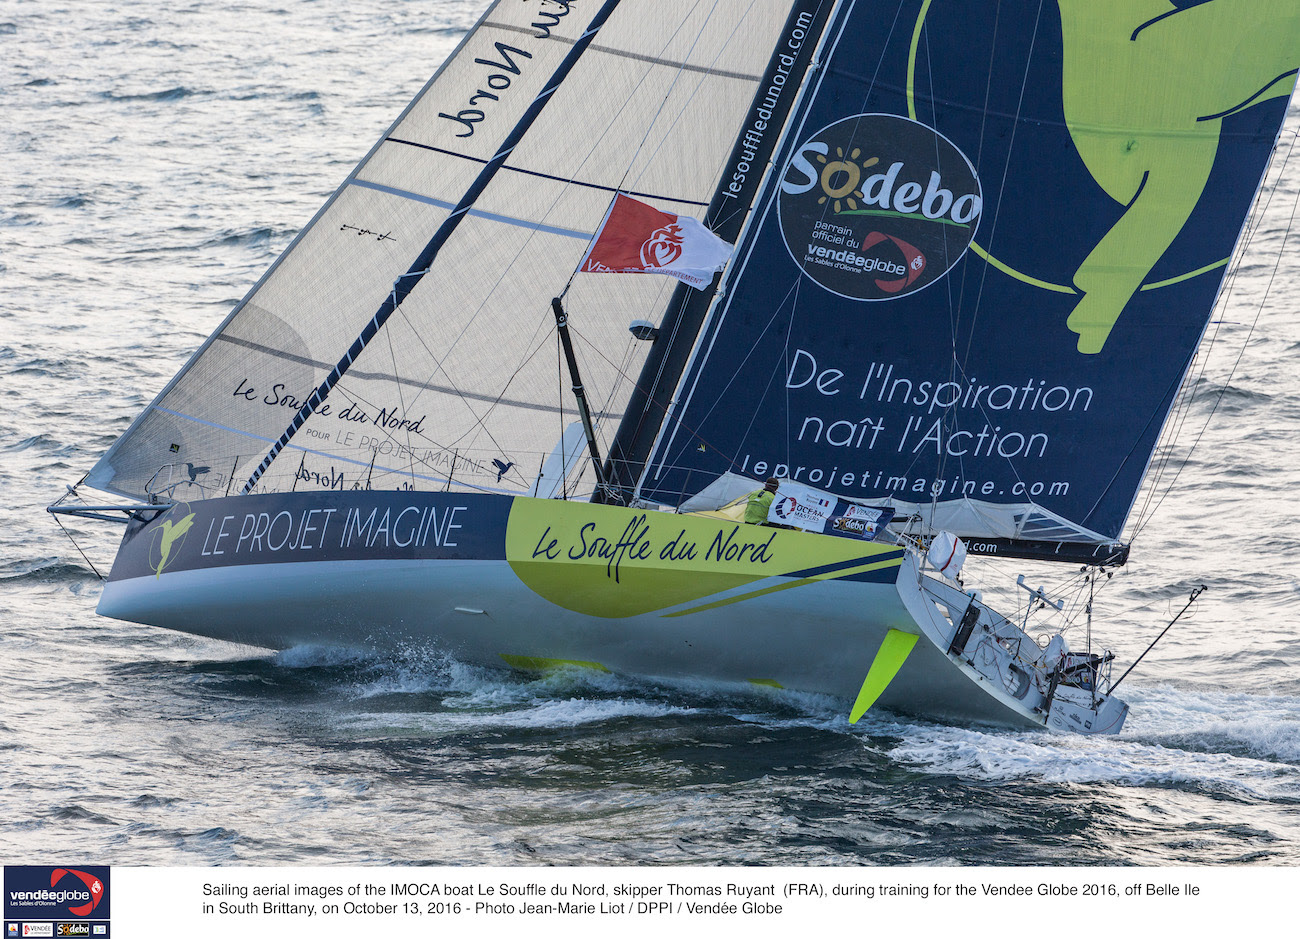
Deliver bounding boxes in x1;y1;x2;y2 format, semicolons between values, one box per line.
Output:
86;0;803;500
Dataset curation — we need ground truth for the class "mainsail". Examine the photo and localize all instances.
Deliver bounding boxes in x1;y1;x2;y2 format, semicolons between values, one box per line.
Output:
86;0;819;501
627;0;1300;544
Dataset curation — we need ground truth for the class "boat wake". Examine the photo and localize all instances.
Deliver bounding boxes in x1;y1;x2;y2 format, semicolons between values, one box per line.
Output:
262;642;1300;802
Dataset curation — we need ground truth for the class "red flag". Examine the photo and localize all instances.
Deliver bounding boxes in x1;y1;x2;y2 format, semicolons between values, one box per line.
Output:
579;194;732;289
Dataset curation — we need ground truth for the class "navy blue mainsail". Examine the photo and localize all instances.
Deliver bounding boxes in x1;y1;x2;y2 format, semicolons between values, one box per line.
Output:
632;1;1295;542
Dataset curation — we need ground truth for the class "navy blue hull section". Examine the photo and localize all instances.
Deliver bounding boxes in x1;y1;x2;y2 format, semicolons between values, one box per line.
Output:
108;491;512;582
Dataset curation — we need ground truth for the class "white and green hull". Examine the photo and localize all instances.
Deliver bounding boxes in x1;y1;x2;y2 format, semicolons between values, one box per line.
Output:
98;491;1126;733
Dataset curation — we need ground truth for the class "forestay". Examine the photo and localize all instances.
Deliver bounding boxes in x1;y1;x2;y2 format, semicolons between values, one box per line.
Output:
86;0;802;500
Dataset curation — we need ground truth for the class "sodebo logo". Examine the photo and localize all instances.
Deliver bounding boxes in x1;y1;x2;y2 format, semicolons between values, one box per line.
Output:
778;113;981;301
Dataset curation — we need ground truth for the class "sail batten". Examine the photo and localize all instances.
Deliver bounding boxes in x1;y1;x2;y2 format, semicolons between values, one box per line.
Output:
348;178;595;239
380;138;714;207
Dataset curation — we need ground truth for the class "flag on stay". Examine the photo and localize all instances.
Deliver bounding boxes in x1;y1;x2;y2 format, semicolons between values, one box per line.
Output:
579;193;733;289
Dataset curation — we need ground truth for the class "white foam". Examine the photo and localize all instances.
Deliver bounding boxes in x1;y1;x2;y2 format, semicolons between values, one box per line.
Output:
1124;684;1300;763
272;643;372;669
883;723;1300;801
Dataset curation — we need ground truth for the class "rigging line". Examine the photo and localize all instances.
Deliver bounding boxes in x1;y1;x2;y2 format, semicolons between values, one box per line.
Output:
797;1;903;266
858;0;906;109
953;0;1003;337
1075;363;1191;537
562;323;662;466
241;0;627;494
583;333;720;481
927;5;962;528
661;274;804;459
1128;125;1298;535
51;513;105;582
1130;307;1228;527
910;3;962;499
1145;293;1228;475
382;313;418;488
555;330;566;496
961;0;1047;369
1170;127;1299;477
920;3;1050;527
586;333;642;440
434;326;560;456
1131;131;1300;539
1130;141;1290;524
890;356;1031;516
389;284;555;432
733;278;802;464
612;266;698;446
615;0;757;197
1128;353;1204;529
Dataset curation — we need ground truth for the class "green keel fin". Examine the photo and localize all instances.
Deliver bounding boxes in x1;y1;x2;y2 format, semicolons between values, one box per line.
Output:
849;629;919;723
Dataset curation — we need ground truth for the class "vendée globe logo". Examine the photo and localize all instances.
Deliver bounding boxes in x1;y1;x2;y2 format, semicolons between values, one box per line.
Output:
778;113;981;301
4;867;109;922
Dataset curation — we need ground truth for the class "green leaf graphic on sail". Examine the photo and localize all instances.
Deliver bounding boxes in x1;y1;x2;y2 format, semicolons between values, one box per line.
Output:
1058;0;1299;353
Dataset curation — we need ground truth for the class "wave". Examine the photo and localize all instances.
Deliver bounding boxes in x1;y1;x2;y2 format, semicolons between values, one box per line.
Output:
200;227;281;250
3;433;64;453
99;86;192;103
52;194;90;209
46;804;117;825
0;557;101;586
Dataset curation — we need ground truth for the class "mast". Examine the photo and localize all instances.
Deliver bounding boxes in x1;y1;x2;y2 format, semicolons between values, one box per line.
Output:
241;0;626;494
600;0;838;503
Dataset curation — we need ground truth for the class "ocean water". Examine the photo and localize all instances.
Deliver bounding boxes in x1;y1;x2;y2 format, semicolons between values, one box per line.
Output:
3;0;1300;869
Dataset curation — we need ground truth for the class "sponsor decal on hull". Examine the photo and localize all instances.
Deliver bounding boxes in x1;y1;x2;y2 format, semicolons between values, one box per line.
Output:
110;492;905;625
504;498;903;618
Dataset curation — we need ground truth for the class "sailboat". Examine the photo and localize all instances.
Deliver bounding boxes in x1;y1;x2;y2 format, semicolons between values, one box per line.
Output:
52;1;1300;734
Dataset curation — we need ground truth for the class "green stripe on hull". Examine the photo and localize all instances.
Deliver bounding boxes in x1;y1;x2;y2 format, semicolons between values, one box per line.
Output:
663;557;903;618
500;654;610;674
